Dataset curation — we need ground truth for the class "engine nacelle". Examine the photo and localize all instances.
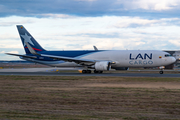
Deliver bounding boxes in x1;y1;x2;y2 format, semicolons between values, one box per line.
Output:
95;61;111;71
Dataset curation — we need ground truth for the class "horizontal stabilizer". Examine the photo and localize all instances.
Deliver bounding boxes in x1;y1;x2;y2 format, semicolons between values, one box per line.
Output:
5;53;37;59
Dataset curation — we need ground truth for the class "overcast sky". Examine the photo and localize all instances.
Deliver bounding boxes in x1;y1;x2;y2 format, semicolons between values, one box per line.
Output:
1;0;180;60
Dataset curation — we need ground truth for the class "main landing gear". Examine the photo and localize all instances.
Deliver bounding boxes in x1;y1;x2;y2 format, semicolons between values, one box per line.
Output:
82;70;91;74
81;70;103;74
94;70;103;74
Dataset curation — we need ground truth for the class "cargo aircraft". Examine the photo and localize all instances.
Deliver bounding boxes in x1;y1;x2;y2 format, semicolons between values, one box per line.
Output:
6;25;176;74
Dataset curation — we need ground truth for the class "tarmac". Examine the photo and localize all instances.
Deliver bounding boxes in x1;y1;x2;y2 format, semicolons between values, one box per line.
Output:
0;68;180;77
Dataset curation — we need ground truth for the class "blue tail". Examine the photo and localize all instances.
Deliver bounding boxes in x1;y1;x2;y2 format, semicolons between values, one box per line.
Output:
17;25;46;54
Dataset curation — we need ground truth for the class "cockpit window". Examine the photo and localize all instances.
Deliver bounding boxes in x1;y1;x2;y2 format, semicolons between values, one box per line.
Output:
165;54;171;57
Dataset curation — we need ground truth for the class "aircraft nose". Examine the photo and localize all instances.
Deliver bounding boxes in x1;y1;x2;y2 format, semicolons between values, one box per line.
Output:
171;57;176;63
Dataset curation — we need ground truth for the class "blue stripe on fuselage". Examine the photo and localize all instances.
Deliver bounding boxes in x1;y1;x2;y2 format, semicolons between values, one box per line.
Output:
39;50;104;58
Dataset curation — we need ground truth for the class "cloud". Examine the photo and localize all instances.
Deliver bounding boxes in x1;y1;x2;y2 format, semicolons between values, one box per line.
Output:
0;51;5;53
0;50;19;54
0;34;18;40
112;17;180;28
0;16;35;26
0;40;22;49
113;17;159;28
0;15;180;60
39;14;77;19
7;51;19;54
0;44;22;49
117;0;180;11
169;40;180;46
0;0;180;18
0;48;22;60
75;0;97;1
66;32;120;38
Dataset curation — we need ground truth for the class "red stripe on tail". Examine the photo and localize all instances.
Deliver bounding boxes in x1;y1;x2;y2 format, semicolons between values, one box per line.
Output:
25;47;42;51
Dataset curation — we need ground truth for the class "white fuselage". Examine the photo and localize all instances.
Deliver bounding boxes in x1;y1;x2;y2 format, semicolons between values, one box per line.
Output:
23;50;176;68
82;50;175;67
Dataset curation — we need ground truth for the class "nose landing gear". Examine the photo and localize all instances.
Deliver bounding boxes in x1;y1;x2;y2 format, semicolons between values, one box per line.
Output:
159;66;165;74
159;70;164;74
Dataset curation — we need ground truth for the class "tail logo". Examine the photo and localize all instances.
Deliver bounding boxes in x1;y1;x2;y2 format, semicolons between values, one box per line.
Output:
21;33;34;47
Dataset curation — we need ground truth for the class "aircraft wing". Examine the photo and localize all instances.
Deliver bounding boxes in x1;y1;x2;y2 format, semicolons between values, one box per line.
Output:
6;52;96;65
6;53;115;66
41;54;116;65
6;53;37;59
41;54;96;64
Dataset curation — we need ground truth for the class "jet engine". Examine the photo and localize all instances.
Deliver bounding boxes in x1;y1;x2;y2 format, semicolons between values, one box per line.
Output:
95;61;111;71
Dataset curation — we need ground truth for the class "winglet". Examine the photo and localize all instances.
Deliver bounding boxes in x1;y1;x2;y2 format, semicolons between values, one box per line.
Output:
93;46;98;51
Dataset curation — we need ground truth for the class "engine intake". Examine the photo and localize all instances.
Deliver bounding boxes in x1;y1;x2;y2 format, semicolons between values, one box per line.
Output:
95;61;111;71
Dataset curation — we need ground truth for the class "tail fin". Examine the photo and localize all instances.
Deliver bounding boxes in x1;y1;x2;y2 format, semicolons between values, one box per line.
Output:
17;25;46;54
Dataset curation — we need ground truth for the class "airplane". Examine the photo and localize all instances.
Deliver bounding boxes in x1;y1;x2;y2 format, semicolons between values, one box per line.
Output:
6;25;176;74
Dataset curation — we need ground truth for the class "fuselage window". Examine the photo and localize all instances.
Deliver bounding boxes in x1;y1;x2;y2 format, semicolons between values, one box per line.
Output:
165;54;171;57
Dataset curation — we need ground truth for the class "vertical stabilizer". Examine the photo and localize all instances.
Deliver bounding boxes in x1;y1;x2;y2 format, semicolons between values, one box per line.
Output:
16;25;45;54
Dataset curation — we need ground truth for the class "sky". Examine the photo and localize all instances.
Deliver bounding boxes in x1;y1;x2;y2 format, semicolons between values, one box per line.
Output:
1;0;180;60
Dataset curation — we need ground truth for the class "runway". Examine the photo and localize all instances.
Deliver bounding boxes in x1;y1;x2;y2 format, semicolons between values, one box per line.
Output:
0;72;180;77
0;68;180;77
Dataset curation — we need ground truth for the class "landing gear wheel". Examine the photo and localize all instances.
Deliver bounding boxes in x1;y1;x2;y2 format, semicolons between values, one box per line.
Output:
82;70;87;74
159;71;163;74
94;70;103;74
87;70;91;73
82;70;91;74
94;70;98;73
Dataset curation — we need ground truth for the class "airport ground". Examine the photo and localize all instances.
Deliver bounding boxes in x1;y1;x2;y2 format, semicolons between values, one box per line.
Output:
1;67;180;77
0;76;180;120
